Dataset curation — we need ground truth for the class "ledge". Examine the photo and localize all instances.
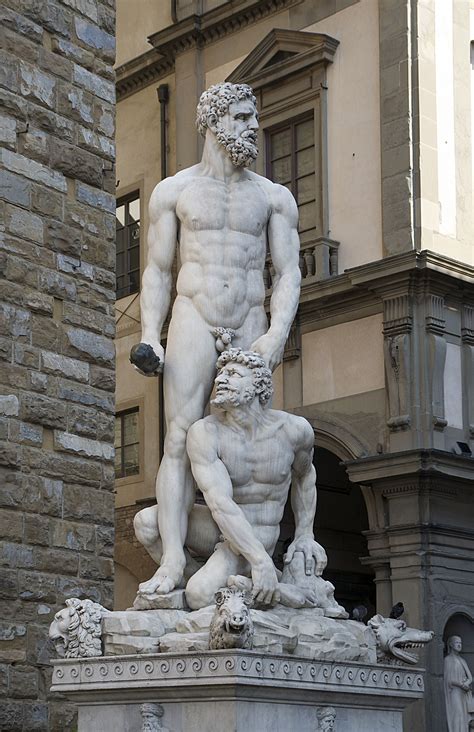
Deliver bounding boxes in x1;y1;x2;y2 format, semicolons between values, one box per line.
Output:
51;650;425;706
344;449;474;484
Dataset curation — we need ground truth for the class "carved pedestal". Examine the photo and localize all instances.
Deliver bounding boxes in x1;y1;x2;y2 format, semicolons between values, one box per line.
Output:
51;651;425;732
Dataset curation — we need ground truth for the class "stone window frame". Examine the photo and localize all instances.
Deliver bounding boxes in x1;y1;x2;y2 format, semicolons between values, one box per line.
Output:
114;397;146;490
115;406;140;480
265;110;317;246
116;190;141;300
228;28;340;282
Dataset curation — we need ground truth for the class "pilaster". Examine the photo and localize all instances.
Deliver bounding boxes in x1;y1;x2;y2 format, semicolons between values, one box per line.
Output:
461;305;474;438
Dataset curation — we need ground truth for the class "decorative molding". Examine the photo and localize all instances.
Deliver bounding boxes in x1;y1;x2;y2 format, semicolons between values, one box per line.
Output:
116;0;304;100
116;52;174;101
227;28;339;88
344;449;474;485
51;650;425;699
150;0;302;57
383;295;412;335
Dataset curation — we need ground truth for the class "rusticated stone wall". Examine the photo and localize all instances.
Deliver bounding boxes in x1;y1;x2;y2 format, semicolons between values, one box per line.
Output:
0;1;115;729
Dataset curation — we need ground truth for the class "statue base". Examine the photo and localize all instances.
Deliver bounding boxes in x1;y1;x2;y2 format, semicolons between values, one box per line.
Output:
51;650;425;731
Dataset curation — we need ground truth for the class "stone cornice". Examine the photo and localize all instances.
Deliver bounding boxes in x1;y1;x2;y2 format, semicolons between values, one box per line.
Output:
116;50;173;101
148;0;302;56
51;650;424;703
116;0;302;99
344;449;474;484
295;250;474;328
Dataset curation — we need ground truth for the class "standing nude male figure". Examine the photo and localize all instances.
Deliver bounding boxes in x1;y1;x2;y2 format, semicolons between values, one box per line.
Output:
131;83;301;595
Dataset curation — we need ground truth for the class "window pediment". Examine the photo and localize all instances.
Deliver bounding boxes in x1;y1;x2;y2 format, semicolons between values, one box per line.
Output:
227;28;339;88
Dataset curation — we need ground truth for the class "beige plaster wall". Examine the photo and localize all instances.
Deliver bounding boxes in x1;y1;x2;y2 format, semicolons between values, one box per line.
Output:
115;0;172;67
205;56;247;89
303;0;383;271
115;333;160;507
116;75;176;284
301;314;385;405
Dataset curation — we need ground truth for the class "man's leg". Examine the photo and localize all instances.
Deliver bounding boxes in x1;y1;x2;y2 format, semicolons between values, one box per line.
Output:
234;305;267;351
134;503;221;587
138;299;218;594
185;542;248;610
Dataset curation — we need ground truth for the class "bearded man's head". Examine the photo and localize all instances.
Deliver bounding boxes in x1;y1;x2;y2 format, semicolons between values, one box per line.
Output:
196;82;258;167
211;348;273;410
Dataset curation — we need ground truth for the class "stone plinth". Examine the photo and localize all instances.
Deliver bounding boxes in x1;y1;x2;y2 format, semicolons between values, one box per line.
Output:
51;651;424;731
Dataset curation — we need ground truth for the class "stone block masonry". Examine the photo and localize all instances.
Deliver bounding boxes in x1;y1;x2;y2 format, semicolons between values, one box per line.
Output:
0;2;116;730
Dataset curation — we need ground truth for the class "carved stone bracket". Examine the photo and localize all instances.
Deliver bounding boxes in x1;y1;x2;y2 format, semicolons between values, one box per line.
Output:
383;294;412;336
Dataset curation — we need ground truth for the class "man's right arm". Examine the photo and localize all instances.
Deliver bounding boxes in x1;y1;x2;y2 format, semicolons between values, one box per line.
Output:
131;178;178;374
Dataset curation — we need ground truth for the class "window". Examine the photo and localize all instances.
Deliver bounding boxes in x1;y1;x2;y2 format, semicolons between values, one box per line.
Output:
266;114;317;244
116;192;140;299
115;407;139;479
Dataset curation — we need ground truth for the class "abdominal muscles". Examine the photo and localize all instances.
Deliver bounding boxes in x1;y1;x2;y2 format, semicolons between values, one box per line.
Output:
177;237;266;329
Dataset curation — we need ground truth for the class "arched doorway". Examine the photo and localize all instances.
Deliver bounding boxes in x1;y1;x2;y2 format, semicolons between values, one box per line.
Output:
274;446;375;616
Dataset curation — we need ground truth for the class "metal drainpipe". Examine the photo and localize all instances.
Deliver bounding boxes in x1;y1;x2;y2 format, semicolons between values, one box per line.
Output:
171;0;178;23
157;83;169;460
157;84;169;180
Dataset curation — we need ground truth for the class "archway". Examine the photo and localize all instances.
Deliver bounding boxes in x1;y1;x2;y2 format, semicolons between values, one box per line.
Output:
274;446;375;616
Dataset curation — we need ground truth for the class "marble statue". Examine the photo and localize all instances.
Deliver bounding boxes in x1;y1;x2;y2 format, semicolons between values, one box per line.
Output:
444;635;474;731
140;703;168;732
208;586;254;650
368;614;433;665
131;81;301;597
135;348;328;610
316;706;336;731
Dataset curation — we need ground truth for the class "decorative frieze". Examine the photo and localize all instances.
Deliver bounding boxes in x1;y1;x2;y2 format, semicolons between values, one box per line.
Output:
51;651;425;697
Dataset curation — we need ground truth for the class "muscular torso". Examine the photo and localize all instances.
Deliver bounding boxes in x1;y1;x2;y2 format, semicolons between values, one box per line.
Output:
215;411;296;551
175;173;270;329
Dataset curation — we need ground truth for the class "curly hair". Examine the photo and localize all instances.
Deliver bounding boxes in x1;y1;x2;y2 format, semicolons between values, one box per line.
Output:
63;598;105;658
196;82;257;137
216;348;273;405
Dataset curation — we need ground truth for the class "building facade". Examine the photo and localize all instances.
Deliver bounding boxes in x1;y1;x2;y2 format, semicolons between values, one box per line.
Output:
114;1;474;730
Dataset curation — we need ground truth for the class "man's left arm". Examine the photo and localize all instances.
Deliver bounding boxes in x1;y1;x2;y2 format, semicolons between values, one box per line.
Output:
285;420;327;576
251;184;301;370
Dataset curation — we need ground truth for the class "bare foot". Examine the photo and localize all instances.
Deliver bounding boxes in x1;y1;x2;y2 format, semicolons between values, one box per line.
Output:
138;566;182;595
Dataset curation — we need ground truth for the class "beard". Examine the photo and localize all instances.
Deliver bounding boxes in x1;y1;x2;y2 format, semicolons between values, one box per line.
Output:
211;385;256;410
213;123;258;167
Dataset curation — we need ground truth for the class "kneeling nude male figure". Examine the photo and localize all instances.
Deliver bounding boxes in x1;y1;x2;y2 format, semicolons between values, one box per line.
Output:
136;349;327;609
132;82;301;595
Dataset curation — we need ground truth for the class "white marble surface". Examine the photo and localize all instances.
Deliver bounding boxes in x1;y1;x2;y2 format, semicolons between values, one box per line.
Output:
132;82;301;597
52;650;425;732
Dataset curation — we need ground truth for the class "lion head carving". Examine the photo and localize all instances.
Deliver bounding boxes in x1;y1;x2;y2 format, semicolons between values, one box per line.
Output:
49;598;108;658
